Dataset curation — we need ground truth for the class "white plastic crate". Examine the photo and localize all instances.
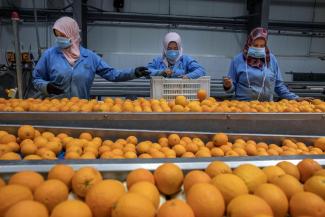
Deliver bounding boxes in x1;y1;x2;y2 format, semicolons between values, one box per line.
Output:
150;76;210;100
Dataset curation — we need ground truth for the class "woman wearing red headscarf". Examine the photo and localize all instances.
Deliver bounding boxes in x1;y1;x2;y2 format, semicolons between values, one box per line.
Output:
223;27;301;101
33;16;149;99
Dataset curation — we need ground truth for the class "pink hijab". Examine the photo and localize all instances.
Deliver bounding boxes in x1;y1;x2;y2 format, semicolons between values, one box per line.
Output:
162;32;183;65
243;27;271;69
53;17;81;65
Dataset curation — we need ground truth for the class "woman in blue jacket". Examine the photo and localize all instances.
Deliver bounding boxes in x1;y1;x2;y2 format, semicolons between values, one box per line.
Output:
33;16;149;99
223;27;303;101
147;32;206;79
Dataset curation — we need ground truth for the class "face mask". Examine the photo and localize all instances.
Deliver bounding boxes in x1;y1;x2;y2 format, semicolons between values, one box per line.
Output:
247;47;266;58
56;36;72;49
166;50;180;61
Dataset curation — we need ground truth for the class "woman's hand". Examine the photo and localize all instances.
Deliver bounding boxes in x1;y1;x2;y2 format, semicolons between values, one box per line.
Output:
223;77;232;90
296;97;314;102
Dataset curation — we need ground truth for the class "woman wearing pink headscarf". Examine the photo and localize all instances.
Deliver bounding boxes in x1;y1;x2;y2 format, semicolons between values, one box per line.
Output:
147;32;206;79
32;16;149;99
223;27;304;101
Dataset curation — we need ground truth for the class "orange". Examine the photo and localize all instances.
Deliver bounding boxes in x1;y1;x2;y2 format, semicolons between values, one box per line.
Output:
175;95;188;106
154;163;184;195
254;183;288;217
124;151;137;159
34;179;68;212
17;125;35;140
168;134;181;147
57;133;69;140
297;158;322;182
186;183;225;217
212;133;228;147
181;152;195;158
224;150;239;156
20;138;34;147
79;132;93;141
270;174;303;200
42;132;55;140
4;200;48;217
158;137;168;147
232;147;247;156
195;149;212;157
112;193;155;217
185;142;199;153
314;137;325;151
0;145;11;156
126;136;138;145
227;194;273;217
47;164;74;189
210;147;224;156
0;178;5;189
0;152;21;160
34;137;48;148
276;161;300;180
262;166;286;182
197;89;207;102
172;145;186;157
0;184;33;217
102;139;114;147
289;192;325;217
126;168;155;189
139;153;152;158
20;142;38;156
157;199;195;217
50;200;92;217
8;171;44;193
245;143;257;156
71;167;103;197
7;142;20;152
183;170;211;193
23;154;42;160
64;151;80;160
0;134;16;144
314;169;325;177
129;181;160;209
85;180;126;217
205;161;231;178
233;164;267;193
211;173;248;205
304;175;325;200
136;141;151;154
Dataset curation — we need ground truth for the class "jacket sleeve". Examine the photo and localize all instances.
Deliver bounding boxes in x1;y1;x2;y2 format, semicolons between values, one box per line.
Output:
273;57;299;100
147;57;164;76
225;58;237;93
32;51;50;95
95;54;136;81
183;57;206;79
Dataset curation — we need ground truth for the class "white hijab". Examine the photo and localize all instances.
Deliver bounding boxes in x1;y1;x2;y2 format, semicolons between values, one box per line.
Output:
162;32;183;65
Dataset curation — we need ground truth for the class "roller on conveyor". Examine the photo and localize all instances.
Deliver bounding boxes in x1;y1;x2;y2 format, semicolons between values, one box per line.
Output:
90;76;325;100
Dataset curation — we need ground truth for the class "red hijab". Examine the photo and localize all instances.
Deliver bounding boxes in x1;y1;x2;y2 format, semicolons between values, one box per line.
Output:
243;27;270;69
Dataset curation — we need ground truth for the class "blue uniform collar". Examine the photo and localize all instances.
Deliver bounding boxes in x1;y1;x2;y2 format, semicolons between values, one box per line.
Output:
54;46;88;58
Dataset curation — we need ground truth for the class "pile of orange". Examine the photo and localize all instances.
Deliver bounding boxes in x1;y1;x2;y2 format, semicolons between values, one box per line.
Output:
1;126;325;160
0;159;324;217
0;94;324;113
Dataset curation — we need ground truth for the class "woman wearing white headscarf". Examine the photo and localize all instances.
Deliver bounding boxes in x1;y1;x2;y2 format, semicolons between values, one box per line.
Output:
147;32;206;79
33;16;149;99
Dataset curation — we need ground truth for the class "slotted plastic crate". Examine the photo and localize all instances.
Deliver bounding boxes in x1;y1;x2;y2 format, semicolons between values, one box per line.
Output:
150;76;210;100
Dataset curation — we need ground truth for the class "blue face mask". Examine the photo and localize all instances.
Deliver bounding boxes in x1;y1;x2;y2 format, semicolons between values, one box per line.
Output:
56;36;72;49
166;50;180;61
247;47;266;58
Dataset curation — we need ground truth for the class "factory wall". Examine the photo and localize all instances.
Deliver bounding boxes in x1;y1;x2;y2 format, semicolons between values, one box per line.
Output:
1;0;325;81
